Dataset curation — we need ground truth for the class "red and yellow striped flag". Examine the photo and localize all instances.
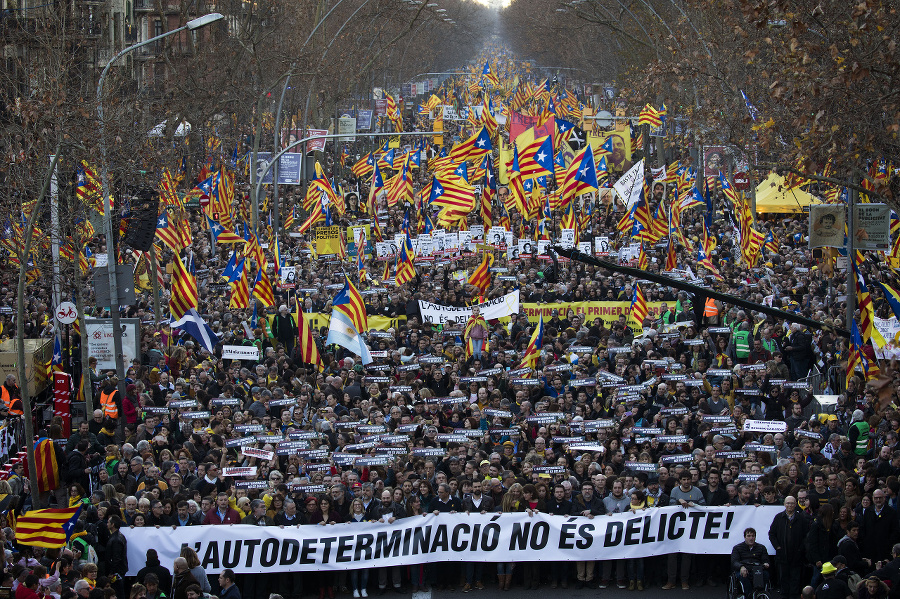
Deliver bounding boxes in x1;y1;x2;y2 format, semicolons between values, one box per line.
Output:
169;257;198;320
34;438;60;493
229;268;250;309
467;252;494;295
296;303;323;371
16;506;81;548
252;268;276;307
630;283;648;326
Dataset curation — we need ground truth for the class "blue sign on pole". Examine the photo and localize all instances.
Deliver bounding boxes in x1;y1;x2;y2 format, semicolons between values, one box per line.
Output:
357;110;373;130
257;152;304;185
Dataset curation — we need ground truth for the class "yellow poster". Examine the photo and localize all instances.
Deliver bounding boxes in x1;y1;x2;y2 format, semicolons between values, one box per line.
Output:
315;226;342;255
347;224;373;258
300;313;406;332
587;131;632;172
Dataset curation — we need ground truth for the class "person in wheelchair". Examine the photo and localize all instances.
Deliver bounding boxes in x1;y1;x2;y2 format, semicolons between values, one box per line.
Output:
731;527;771;597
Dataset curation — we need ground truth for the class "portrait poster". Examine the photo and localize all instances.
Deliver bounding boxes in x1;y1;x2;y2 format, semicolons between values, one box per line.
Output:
808;204;845;249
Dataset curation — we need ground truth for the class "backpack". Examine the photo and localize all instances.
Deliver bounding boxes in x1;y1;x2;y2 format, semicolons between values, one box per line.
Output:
845;572;862;594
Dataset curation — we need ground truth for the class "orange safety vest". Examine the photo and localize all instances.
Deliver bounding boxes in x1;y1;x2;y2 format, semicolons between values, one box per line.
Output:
1;386;23;416
99;389;119;419
704;298;719;318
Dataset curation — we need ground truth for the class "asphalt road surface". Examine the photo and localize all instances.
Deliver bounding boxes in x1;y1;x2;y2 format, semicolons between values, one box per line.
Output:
403;570;729;599
414;585;726;599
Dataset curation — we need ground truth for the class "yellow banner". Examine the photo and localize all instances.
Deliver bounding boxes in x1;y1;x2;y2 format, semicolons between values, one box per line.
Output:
301;313;406;332
522;301;670;333
315;226;342;255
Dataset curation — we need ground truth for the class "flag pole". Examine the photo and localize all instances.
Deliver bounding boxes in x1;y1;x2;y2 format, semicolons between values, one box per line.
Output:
846;179;857;327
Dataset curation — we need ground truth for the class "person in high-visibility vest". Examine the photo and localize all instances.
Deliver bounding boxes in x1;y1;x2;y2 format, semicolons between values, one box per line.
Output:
98;377;120;420
703;298;721;325
848;409;871;457
1;374;23;416
733;322;752;363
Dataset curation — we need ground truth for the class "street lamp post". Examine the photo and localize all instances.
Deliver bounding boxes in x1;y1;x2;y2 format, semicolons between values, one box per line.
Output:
96;12;224;417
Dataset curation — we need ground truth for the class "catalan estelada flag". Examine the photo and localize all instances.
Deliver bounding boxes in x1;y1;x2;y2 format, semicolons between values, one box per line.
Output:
467;252;494;295
518;314;544;370
16;506;81;548
630;283;649;326
34;438;60;493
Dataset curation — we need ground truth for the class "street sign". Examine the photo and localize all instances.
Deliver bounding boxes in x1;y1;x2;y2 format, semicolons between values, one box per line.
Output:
256;152;304;185
55;302;78;325
733;171;750;190
85;318;140;371
594;110;613;128
338;116;356;142
93;265;136;307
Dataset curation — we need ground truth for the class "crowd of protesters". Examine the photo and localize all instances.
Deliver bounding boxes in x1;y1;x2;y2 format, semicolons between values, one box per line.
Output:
3;74;900;599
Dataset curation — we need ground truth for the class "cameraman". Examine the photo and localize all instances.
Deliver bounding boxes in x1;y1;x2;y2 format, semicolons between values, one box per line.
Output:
732;527;770;596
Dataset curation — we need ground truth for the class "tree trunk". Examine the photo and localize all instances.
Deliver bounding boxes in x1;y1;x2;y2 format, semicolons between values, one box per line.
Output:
16;139;62;510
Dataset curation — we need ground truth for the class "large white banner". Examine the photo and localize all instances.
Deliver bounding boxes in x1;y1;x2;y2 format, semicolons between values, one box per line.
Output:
418;290;520;326
122;507;778;575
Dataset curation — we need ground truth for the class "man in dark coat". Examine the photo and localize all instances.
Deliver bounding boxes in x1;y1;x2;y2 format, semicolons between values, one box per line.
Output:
172;558;200;599
66;440;91;492
838;522;870;575
768;496;811;599
861;489;900;563
240;500;274;599
136;549;172;597
867;543;900;596
271;305;298;354
105;517;128;598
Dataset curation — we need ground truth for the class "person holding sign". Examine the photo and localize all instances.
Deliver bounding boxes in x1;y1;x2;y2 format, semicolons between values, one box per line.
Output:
662;472;707;590
463;306;488;360
271;305;298;354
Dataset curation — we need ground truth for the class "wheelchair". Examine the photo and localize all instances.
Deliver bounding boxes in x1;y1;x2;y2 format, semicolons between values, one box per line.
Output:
727;567;774;599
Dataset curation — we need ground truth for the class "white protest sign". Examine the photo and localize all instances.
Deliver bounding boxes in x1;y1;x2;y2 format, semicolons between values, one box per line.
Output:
875;316;900;342
417;234;433;256
279;267;297;287
489;227;507;246
595;236;611;254
419;290;520;326
459;231;474;252
613;159;644;209
242;448;276;461
222;467;258;477
742;420;787;433
222;345;261;361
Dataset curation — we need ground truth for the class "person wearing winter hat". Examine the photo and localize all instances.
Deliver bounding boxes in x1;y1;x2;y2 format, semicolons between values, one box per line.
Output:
814;562;852;599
